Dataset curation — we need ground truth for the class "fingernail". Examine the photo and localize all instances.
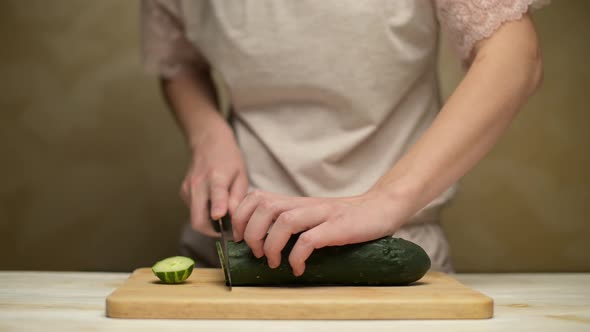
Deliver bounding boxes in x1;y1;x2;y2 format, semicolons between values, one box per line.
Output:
212;208;222;217
294;267;304;277
268;260;278;269
233;232;242;242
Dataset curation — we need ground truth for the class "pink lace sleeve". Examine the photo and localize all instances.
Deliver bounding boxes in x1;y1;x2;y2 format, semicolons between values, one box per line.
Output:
436;0;549;62
140;0;204;78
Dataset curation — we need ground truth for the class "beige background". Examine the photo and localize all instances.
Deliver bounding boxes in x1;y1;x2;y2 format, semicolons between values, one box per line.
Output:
1;1;588;272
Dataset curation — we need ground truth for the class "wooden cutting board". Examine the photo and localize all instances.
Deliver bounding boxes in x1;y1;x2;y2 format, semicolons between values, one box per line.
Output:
106;268;493;320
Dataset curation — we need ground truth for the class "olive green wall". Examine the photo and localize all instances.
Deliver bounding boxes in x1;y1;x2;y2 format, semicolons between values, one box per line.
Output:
0;0;188;271
1;1;588;272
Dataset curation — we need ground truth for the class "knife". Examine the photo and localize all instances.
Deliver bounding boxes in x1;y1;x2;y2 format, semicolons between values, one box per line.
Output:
210;203;233;291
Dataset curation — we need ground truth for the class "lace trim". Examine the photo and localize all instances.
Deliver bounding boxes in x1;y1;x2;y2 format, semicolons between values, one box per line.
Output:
437;0;550;62
141;0;202;78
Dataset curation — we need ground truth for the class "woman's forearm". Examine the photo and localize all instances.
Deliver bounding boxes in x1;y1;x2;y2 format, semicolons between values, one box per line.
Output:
162;68;248;223
160;68;231;151
372;15;543;220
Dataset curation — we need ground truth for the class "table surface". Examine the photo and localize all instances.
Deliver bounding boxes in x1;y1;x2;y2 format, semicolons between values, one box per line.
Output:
1;271;589;332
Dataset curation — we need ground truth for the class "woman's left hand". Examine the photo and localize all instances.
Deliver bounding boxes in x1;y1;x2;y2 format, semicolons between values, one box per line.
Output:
231;189;409;276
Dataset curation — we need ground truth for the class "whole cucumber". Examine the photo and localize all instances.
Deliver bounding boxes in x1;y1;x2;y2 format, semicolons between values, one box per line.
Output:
224;235;431;286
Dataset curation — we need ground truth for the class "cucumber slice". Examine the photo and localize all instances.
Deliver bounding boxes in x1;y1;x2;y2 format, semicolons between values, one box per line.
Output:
215;241;229;285
152;256;195;284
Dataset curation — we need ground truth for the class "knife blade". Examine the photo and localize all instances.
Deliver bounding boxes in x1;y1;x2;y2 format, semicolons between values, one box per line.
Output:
218;214;233;291
208;201;233;291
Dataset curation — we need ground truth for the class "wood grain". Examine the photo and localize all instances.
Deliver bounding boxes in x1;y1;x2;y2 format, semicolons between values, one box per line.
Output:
106;268;493;319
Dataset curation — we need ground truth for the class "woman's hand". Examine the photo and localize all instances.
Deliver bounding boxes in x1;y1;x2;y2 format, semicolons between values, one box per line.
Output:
160;68;249;238
180;119;249;237
231;189;411;276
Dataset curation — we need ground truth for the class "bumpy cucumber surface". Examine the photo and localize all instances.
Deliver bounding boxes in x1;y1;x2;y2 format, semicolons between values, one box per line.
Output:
226;236;431;286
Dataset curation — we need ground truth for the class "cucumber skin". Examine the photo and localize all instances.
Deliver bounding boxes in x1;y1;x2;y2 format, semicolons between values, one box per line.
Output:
153;268;194;284
153;267;194;284
151;256;195;284
227;236;431;286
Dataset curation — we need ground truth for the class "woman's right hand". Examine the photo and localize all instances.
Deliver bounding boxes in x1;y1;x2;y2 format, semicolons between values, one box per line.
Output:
180;118;249;237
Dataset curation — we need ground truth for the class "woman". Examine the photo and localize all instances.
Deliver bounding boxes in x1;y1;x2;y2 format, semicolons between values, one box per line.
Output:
142;0;546;274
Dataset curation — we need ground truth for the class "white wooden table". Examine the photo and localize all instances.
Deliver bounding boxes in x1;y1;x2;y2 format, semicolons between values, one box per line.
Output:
1;271;589;331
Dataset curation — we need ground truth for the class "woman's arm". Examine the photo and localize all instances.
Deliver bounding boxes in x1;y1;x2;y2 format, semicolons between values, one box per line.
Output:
142;0;249;236
163;69;249;237
161;68;223;153
231;14;543;276
371;14;543;215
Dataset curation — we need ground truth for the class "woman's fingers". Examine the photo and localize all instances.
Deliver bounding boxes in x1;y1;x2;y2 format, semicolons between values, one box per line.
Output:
190;179;219;238
237;193;312;248
180;180;190;206
232;190;266;241
263;204;331;269
288;221;343;276
243;202;281;258
228;172;249;217
208;171;232;220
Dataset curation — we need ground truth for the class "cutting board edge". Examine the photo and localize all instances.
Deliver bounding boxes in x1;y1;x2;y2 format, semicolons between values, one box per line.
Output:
106;288;494;320
105;268;494;320
106;299;493;320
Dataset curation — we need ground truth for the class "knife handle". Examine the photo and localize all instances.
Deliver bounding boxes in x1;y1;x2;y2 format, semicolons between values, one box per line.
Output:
210;219;221;233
